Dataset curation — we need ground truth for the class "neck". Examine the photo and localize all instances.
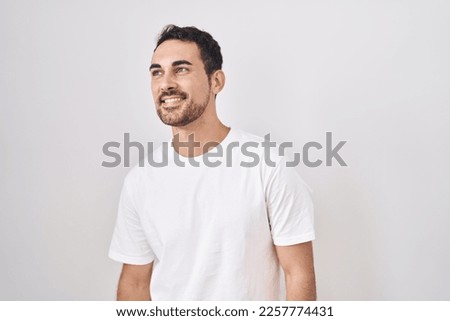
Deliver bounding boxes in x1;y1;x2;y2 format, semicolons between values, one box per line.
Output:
171;106;229;158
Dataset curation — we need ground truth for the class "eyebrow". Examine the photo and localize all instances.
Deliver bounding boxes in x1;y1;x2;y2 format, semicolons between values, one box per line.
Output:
149;60;193;71
172;60;192;67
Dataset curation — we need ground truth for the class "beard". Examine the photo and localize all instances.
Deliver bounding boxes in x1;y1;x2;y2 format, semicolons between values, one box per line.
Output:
156;89;210;127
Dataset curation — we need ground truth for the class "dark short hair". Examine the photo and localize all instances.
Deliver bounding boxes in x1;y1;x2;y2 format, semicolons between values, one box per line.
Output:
155;25;223;77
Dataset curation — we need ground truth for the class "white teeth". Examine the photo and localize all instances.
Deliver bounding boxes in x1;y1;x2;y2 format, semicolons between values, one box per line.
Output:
164;97;183;103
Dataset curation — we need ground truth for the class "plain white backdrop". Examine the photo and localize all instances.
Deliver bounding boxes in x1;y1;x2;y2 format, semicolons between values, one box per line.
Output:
1;0;449;300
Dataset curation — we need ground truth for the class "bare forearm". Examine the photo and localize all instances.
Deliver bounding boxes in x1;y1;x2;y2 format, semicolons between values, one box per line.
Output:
116;263;153;301
275;242;316;300
117;280;151;300
285;273;316;301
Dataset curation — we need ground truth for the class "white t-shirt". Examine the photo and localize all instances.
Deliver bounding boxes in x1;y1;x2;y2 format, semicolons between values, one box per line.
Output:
109;128;315;300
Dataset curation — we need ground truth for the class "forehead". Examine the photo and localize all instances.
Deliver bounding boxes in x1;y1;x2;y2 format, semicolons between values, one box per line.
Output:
151;39;202;66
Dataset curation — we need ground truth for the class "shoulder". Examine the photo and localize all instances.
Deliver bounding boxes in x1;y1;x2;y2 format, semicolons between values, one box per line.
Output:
230;128;265;144
232;128;287;167
122;142;165;190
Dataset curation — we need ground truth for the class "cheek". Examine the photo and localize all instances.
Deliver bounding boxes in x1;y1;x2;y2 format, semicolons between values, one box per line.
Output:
191;80;208;94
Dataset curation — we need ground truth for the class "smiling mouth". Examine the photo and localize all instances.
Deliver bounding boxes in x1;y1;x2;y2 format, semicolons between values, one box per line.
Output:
162;97;184;103
160;95;187;108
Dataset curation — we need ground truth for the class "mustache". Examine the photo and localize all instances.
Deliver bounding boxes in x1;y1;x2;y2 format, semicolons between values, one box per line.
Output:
159;90;188;102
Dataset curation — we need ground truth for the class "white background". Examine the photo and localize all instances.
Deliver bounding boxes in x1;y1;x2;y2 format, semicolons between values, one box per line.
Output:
1;0;449;300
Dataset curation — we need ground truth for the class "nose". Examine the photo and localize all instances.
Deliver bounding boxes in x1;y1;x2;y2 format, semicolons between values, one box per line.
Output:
159;72;178;92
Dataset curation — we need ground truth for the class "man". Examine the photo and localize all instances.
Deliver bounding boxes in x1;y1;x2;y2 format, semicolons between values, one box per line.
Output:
109;25;316;300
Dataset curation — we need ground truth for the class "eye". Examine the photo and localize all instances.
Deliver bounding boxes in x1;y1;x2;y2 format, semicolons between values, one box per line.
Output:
151;69;163;77
176;67;189;73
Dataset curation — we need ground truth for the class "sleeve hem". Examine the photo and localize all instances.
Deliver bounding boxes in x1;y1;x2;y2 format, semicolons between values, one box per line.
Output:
108;250;155;265
273;232;315;246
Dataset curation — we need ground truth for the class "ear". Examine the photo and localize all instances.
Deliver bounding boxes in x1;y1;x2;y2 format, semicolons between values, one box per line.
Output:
210;70;225;95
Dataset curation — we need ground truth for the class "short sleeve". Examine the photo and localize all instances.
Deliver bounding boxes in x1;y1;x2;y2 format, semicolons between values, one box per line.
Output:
108;175;156;264
264;158;315;246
